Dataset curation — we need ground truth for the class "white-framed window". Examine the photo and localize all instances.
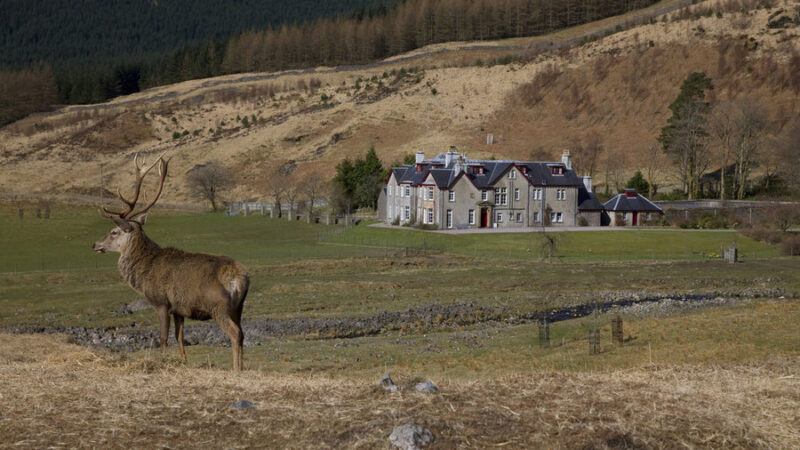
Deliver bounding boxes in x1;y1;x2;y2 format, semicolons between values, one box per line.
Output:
622;212;627;220
497;212;503;223
448;190;455;202
550;212;556;223
514;188;520;201
404;206;410;220
468;209;475;225
508;170;516;179
533;212;539;222
533;188;542;200
481;190;488;201
404;186;410;197
427;208;434;224
516;212;522;222
446;210;453;228
427;187;434;200
556;189;566;200
494;187;507;205
557;212;563;223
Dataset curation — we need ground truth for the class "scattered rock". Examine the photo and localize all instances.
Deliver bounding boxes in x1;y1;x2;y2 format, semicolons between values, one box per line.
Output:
229;400;255;410
389;424;434;450
414;381;439;393
381;374;399;393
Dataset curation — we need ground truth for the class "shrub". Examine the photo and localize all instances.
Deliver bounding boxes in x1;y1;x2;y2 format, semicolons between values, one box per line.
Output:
577;216;589;227
778;234;800;256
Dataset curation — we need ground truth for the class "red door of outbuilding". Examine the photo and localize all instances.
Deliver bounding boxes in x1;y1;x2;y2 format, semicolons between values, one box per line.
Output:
632;212;638;226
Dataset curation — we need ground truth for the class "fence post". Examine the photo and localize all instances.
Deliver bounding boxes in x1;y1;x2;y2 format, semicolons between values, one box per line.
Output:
612;315;623;345
538;319;550;348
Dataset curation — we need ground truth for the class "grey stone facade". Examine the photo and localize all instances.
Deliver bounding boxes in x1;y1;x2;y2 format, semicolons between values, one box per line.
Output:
385;151;601;230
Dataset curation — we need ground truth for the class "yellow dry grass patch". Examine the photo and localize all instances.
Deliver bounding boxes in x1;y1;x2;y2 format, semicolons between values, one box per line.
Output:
1;333;798;448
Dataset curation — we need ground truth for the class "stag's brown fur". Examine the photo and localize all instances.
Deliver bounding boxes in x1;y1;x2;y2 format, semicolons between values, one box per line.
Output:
93;154;248;370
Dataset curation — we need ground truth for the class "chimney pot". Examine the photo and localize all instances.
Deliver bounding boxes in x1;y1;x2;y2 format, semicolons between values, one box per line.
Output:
415;152;425;164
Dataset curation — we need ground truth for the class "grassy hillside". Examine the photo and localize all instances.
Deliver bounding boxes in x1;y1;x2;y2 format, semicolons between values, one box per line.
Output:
0;0;798;204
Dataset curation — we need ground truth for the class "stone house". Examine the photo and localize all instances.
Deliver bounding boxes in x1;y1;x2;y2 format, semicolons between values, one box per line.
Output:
603;189;664;226
385;151;602;229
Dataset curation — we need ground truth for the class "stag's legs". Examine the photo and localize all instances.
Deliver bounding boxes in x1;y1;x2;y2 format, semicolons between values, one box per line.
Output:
173;313;186;362
157;305;171;354
214;315;244;371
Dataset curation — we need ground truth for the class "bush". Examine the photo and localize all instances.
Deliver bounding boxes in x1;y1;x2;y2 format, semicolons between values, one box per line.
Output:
779;234;800;256
577;216;589;226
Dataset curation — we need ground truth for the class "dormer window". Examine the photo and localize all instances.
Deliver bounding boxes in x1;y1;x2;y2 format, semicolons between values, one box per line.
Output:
521;167;528;175
624;189;637;198
472;166;485;175
416;164;423;173
551;166;564;175
508;170;516;179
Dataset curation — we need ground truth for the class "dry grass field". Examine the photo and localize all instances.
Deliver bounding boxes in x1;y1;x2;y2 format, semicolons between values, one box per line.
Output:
1;330;798;449
1;1;798;204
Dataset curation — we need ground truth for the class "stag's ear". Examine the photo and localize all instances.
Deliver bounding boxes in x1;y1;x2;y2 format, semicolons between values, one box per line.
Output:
131;213;148;226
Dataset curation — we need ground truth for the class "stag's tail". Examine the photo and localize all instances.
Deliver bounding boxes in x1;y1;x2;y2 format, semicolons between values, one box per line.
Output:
219;261;249;310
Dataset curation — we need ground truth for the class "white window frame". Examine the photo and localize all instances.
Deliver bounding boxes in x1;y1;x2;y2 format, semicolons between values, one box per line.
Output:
533;211;539;222
427;187;434;200
448;190;455;202
427;208;434;224
622;212;627;220
516;212;522;222
404;186;410;197
514;188;520;201
557;212;563;223
404;206;410;220
534;188;542;200
550;212;556;223
446;210;453;229
508;170;516;179
495;187;507;206
481;190;488;201
497;212;503;223
468;209;475;225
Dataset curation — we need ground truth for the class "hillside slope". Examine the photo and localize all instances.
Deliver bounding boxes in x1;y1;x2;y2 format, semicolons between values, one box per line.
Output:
0;0;798;206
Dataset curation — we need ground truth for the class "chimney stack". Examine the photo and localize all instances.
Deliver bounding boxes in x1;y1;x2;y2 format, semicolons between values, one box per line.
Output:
415;151;425;164
561;151;572;170
582;176;592;193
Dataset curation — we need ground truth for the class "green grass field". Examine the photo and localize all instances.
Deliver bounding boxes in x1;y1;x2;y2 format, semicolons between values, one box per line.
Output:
0;206;794;329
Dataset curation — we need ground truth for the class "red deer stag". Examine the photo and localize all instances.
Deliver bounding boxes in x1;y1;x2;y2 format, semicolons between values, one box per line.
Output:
92;154;249;371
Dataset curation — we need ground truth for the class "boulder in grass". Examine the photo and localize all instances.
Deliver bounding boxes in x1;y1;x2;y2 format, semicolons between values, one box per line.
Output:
229;399;255;410
389;424;434;450
381;374;399;393
414;381;439;393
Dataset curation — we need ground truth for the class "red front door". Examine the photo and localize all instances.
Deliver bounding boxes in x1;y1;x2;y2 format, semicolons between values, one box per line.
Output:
480;208;489;228
632;212;638;226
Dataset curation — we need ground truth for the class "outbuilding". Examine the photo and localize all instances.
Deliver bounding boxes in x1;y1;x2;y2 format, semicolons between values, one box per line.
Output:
603;189;663;226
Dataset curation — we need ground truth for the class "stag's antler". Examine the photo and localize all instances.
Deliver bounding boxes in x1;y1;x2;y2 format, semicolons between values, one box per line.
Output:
101;153;169;221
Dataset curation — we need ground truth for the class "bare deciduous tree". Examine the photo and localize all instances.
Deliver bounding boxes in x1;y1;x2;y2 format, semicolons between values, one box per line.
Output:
300;170;326;222
571;131;604;177
186;162;233;211
711;98;765;200
643;143;665;199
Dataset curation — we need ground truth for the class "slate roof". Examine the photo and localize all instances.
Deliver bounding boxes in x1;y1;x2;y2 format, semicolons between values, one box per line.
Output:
603;189;663;213
577;186;604;211
391;156;584;190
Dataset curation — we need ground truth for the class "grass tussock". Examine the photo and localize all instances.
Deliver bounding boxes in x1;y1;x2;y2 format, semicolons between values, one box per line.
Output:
1;333;798;448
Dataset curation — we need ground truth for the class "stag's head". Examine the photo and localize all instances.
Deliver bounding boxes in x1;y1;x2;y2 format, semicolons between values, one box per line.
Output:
93;153;169;254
